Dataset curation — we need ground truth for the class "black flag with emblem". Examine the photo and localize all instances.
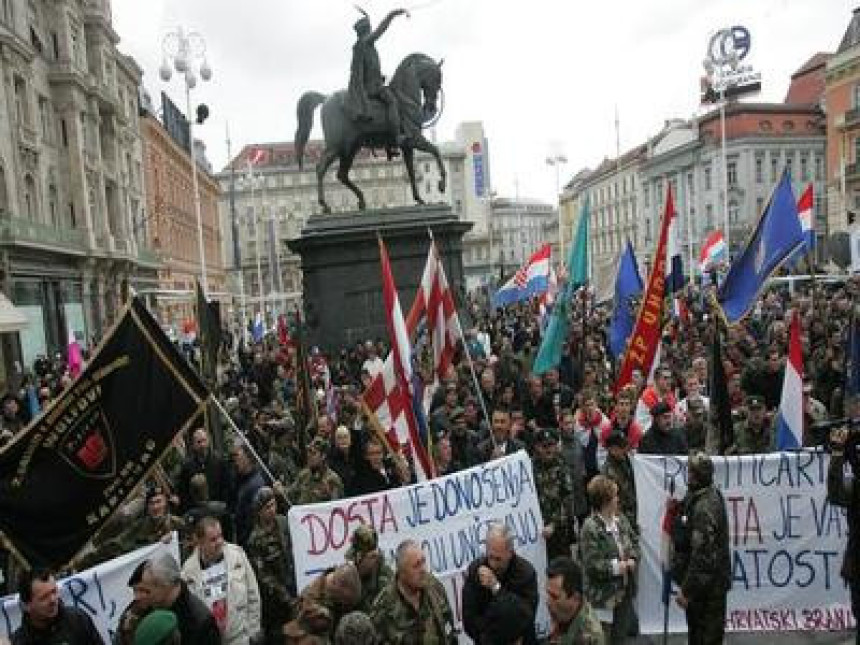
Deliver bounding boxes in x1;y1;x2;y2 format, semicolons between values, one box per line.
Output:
0;297;208;569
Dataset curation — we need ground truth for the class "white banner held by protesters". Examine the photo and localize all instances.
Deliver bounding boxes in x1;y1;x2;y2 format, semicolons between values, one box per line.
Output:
0;535;180;642
634;452;855;634
288;450;550;639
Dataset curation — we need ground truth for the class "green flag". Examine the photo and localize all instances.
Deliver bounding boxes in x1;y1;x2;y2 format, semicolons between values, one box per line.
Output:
533;198;590;375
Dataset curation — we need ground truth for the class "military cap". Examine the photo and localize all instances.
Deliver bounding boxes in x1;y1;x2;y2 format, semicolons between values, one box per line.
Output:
134;610;178;645
535;428;558;445
651;401;672;417
747;395;766;409
309;436;329;455
254;486;276;513
345;523;378;561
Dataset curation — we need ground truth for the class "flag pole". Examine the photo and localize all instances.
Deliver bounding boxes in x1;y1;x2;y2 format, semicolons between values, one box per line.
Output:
210;395;277;484
427;229;496;448
358;397;410;472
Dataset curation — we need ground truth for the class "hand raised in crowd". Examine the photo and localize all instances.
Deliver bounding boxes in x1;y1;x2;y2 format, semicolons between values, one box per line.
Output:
477;564;499;591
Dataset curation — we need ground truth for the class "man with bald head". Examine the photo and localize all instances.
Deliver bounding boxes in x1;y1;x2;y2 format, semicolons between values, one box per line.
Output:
370;539;454;643
461;523;539;644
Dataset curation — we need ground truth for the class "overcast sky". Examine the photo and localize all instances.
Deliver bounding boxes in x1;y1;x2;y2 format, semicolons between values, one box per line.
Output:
112;0;853;203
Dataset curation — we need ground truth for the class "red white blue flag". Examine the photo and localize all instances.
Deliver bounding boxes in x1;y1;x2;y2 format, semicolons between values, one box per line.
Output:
776;309;803;450
492;244;551;308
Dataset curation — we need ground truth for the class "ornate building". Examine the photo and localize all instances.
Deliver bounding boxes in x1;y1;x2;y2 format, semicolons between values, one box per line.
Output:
0;0;156;376
141;107;224;332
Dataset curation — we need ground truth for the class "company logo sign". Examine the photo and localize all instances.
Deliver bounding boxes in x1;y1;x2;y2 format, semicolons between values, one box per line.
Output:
708;26;752;66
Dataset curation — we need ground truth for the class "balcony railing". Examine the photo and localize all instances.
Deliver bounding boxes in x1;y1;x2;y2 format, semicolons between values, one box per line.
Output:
0;216;87;252
843;108;860;130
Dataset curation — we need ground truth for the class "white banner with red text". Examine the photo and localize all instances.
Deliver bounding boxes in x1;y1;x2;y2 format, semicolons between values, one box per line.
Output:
288;450;550;641
634;452;855;634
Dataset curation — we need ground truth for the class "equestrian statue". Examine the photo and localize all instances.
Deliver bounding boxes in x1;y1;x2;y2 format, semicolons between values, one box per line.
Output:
294;7;446;214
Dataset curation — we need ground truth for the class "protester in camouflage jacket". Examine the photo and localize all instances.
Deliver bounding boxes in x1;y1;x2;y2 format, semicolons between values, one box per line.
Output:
729;396;772;455
246;487;295;641
672;453;731;645
579;475;639;643
286;437;344;506
600;432;637;535
543;556;605;645
345;524;394;612
370;540;456;644
533;429;574;559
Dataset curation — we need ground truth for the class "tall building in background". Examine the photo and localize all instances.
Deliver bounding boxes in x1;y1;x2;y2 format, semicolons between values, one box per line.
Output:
140;95;225;333
825;8;860;239
564;55;826;278
0;0;156;387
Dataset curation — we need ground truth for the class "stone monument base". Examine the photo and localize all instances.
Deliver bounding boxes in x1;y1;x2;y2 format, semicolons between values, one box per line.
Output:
287;204;472;351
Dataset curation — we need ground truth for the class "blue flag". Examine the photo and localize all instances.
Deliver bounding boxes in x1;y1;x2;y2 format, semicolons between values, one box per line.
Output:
718;172;804;323
609;241;643;359
533;199;589;374
848;315;860;399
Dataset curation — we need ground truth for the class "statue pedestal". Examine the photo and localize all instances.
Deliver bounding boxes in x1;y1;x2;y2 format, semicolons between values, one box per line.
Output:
288;204;472;351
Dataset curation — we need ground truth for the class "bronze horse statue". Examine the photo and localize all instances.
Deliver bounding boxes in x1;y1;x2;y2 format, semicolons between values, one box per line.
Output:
295;53;446;214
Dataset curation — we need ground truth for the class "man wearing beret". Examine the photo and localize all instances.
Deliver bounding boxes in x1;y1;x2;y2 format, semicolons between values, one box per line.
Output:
638;402;688;456
133;610;180;645
286;437;344;506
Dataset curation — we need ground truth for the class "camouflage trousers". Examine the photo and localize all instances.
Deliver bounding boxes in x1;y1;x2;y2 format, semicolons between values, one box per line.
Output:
685;588;727;645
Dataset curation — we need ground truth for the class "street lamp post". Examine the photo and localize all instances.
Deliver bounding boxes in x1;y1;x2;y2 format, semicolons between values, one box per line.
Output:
238;171;265;327
159;27;213;295
546;154;568;259
703;51;738;257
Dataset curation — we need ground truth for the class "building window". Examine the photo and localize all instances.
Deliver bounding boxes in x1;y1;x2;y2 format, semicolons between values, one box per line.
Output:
704;165;712;191
705;204;713;229
687;172;694;195
13;76;29;127
800;154;809;181
755;156;763;183
757;197;764;217
48;184;58;226
38;96;51;142
771;155;779;182
728;200;740;224
785;155;793;179
23;174;38;220
727;161;737;187
1;0;12;25
0;165;7;214
814;155;823;181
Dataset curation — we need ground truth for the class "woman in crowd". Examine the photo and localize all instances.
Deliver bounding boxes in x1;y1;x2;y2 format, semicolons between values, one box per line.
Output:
580;474;640;644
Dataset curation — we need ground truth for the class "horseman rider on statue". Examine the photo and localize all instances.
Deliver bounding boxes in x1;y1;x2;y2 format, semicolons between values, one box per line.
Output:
347;7;411;147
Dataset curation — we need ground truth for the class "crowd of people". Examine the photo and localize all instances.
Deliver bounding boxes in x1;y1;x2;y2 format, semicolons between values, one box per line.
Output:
0;274;859;645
